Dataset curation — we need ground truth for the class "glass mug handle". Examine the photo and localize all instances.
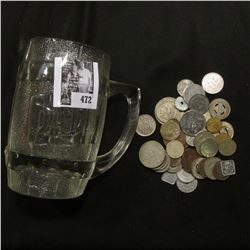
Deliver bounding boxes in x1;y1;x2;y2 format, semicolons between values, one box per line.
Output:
92;80;141;178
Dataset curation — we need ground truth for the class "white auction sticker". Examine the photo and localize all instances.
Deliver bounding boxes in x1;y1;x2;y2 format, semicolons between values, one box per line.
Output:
53;57;99;109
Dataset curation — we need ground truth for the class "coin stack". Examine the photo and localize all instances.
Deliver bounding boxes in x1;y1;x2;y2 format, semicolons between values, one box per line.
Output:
137;72;236;193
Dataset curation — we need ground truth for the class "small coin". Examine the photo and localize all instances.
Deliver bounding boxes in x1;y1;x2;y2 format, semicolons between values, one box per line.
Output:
154;97;180;124
166;140;184;159
188;94;209;114
185;135;195;147
220;160;236;176
218;139;237;156
204;157;220;180
177;79;194;96
175;96;188;111
168;163;182;173
213;161;229;181
161;172;178;185
191;158;205;180
215;133;231;144
183;84;206;103
180;110;206;136
200;138;219;157
220;121;234;138
176;179;198;193
209;98;231;120
136;114;156;136
202;72;224;94
160;119;180;141
207;117;222;134
139;141;166;169
177;169;195;183
203;111;212;122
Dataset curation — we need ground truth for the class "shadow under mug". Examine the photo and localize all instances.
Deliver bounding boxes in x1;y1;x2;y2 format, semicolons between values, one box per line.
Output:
5;37;141;199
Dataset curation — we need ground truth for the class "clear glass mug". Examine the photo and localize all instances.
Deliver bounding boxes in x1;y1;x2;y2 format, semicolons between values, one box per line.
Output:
5;37;141;199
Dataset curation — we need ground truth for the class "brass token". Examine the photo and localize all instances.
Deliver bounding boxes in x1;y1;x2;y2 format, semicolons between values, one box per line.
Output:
219;139;237;156
209;98;231;120
200;138;219;157
207;117;222;133
160;119;181;141
203;157;220;180
213;161;229;181
166;140;184;159
215;133;231;145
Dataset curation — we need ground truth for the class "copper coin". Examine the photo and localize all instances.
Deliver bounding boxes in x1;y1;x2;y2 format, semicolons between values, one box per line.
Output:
207;117;222;134
181;148;200;173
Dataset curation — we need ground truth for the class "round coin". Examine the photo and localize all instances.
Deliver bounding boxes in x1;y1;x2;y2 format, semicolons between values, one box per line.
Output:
139;141;166;169
176;179;198;193
203;157;220;180
215;133;231;145
191;158;205;179
136;114;156;136
183;84;206;103
199;138;219;157
218;139;237;156
175;96;188;111
177;130;188;148
209;98;231;120
188;94;209;114
207;117;222;134
220;121;234;138
166;140;184;159
202;72;224;94
177;79;194;96
177;169;195;183
180;110;206;136
181;148;200;173
197;158;207;178
160;119;180;140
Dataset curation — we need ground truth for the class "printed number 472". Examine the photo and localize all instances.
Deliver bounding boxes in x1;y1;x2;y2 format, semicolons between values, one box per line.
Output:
81;96;92;104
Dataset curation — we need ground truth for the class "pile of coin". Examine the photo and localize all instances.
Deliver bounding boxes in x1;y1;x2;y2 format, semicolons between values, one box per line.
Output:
137;72;236;193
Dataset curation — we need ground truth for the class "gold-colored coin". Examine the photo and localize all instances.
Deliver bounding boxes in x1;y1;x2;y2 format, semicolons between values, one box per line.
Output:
166;140;184;159
215;133;231;145
160;119;180;141
219;139;237;156
207;117;222;133
200;138;219;157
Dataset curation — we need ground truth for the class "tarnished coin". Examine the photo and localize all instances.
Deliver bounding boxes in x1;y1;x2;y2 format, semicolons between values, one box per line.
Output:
161;172;178;185
175;96;188;111
209;98;231;120
168;163;182;173
176;169;195;183
220;160;236;176
176;179;198;193
203;111;212;122
136;114;156;136
183;84;206;103
139;141;166;169
220;121;234;138
188;94;209;114
154;97;180;124
160;119;180;140
199;138;219;157
166;140;184;159
185;135;195;147
213;161;229;181
202;72;224;94
181;148;200;173
191;158;205;180
180;110;206;136
218;139;237;156
203;157;220;180
215;133;231;144
177;79;194;96
207;117;222;134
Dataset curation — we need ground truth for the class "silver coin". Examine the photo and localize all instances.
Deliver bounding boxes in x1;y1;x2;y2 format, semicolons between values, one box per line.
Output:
183;84;206;103
139;141;166;169
176;169;195;183
136;114;156;137
188;94;209;114
191;157;205;180
177;79;194;96
202;72;224;94
185;135;195;147
161;172;178;185
175;96;188;111
180;110;206;136
220;160;236;176
176;179;198;193
209;98;231;120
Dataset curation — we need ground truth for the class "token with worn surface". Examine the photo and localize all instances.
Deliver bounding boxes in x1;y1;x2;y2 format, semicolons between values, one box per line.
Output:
219;139;237;156
177;169;195;183
139;141;166;169
176;179;198;193
166;140;184;159
213;161;230;181
154;97;180;124
191;158;205;179
204;157;220;180
136;114;156;136
160;119;180;141
175;96;188;111
220;121;234;138
180;110;206;136
220;160;236;176
185;135;195;147
215;133;231;144
161;172;178;185
201;72;224;94
177;79;194;96
209;98;231;120
188;94;209;114
183;84;206;103
200;138;219;157
207;117;222;134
